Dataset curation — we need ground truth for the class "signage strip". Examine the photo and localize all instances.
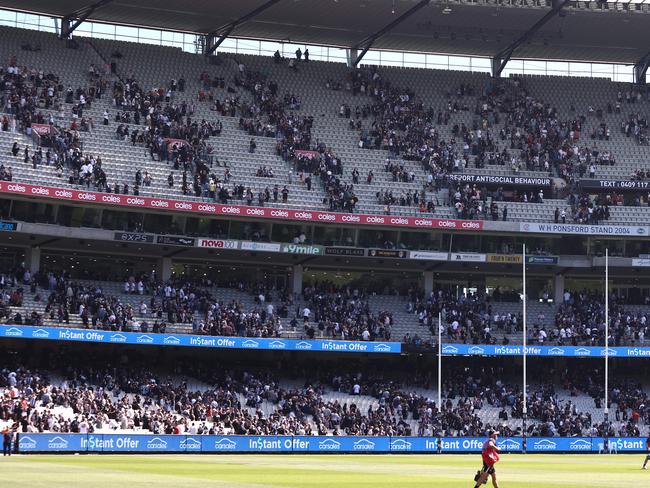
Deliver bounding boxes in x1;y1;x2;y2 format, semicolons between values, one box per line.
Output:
0;182;482;232
17;434;644;453
0;325;400;354
441;343;648;358
520;222;649;237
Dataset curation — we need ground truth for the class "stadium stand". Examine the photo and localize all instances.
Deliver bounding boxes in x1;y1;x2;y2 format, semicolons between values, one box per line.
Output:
0;350;644;437
1;27;650;224
0;8;649;460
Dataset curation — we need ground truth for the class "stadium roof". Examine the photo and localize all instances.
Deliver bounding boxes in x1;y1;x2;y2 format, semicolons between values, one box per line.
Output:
2;0;650;64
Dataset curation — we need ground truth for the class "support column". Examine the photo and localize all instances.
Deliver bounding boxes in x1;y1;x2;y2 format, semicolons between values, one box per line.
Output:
204;34;216;56
158;257;172;282
24;246;41;274
423;270;434;296
554;274;565;304
60;18;72;39
346;49;358;68
292;264;303;295
491;57;503;78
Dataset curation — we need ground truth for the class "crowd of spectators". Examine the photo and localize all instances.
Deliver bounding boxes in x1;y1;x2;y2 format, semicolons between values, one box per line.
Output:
565;193;610;224
300;282;392;341
2;354;646;438
545;290;649;347
0;266;394;343
407;288;522;345
1;57;60;129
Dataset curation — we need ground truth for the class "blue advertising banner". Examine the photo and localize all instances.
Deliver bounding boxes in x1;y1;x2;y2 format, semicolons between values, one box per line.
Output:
202;436;294;453
0;325;400;354
388;437;439;452
527;437;594;452
594;437;647;453
441;343;650;358
18;433;85;452
22;434;627;454
83;434;188;452
440;437;523;453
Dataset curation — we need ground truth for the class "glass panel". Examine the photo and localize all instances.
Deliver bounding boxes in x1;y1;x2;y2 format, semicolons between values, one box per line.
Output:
161;31;184;43
470;57;491;73
281;42;303;57
138;27;161;41
0;10;16;26
448;55;471;70
304;45;328;61
39;22;56;33
524;59;546;74
361;50;381;65
502;59;524;78
91;22;116;36
403;52;426;68
74;27;92;38
427;54;449;69
379;50;403;66
591;63;614;80
327;47;347;63
16;13;40;26
138;36;161;46
569;62;591;75
237;38;260;54
116;25;138;39
216;38;238;54
546;60;569;74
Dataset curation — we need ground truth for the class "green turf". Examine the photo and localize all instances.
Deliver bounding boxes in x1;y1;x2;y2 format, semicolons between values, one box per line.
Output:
2;454;648;487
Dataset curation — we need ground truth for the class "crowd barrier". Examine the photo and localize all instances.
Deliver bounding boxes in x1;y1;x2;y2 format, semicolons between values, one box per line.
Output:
0;325;401;354
442;343;650;358
0;182;483;232
6;326;650;358
15;434;646;453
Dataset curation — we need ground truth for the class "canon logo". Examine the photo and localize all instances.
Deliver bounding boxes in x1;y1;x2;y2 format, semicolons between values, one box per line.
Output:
77;192;96;201
390;218;409;225
150;200;169;208
294;212;313;219
270;210;289;217
174;202;193;210
317;213;336;221
221;206;241;214
102;195;121;203
126;198;145;205
366;217;385;224
31;187;50;195
246;208;265;216
342;215;360;222
414;219;433;227
55;190;73;198
198;205;216;212
7;184;26;193
462;222;481;229
437;221;457;228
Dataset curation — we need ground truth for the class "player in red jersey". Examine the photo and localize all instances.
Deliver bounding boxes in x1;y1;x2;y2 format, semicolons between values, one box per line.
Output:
473;430;501;488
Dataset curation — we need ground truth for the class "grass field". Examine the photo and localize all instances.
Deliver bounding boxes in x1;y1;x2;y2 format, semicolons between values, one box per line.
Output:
2;454;648;487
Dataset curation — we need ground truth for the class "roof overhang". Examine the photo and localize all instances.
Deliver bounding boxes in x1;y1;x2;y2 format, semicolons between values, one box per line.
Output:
1;0;649;63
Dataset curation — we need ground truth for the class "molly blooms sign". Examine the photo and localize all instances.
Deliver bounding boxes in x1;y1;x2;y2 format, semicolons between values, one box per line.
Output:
0;182;484;232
